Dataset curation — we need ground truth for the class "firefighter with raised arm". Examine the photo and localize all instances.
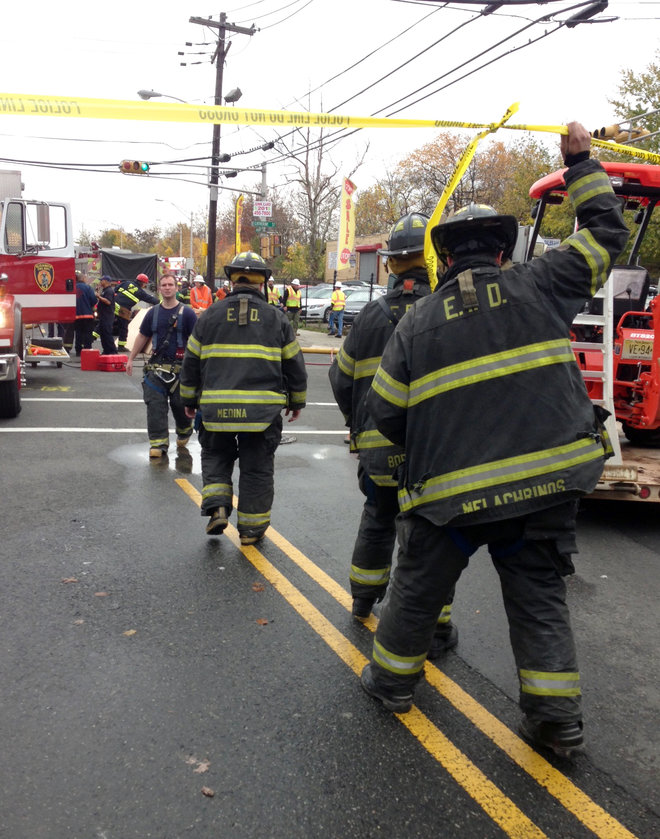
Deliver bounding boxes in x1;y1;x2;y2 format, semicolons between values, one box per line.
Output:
329;212;456;656
180;252;307;544
114;272;159;352
360;123;630;758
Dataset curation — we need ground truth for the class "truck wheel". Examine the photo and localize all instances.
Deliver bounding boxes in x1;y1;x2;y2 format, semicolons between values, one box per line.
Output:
0;373;21;418
622;422;660;448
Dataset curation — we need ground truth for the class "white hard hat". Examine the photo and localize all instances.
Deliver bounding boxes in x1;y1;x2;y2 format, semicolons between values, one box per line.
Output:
334;282;341;288
193;274;205;283
291;278;300;286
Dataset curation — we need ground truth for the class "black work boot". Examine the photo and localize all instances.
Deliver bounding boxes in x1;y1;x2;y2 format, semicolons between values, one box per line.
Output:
360;664;414;714
427;623;459;660
519;717;584;758
239;529;267;546
351;596;376;622
206;507;228;536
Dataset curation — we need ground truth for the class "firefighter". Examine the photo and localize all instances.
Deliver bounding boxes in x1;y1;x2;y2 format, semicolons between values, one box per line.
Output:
282;278;302;334
190;274;213;314
176;279;191;304
327;282;346;337
114;272;159;352
180;251;307;543
329;213;456;656
126;273;197;458
360;123;630;758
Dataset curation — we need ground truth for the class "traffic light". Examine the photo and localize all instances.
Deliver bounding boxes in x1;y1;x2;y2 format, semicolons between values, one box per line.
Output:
119;160;150;174
592;125;651;144
271;234;281;257
260;236;270;258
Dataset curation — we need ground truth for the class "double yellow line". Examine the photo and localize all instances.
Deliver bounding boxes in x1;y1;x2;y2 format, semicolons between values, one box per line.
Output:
176;477;638;839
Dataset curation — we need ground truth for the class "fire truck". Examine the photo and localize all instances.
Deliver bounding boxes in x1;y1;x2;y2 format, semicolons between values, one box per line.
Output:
528;160;660;501
0;185;77;418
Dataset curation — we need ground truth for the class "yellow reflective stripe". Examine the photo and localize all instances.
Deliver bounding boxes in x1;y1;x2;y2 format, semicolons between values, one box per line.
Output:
149;437;169;447
567;170;613;211
237;510;270;527
370;475;398;487
200;343;282;362
200;389;286;405
566;229;610;296
119;289;139;304
202;483;232;499
373;638;427;675
179;384;197;399
520;669;581;697
437;604;452;625
282;340;301;360
355;429;395;449
186;335;201;356
398;437;604;512
336;347;355;378
350;565;390;586
354;356;380;380
372;365;409;408
289;390;306;403
408;339;573;406
204;422;270;431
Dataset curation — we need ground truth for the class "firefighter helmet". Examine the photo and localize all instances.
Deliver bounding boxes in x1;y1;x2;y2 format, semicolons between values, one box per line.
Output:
136;273;149;283
379;213;429;258
224;251;272;282
431;203;518;262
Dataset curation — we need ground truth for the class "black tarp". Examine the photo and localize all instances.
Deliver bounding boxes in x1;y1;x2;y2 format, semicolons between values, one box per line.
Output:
100;250;158;285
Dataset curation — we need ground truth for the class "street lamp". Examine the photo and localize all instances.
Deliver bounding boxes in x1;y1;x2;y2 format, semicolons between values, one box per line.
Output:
137;89;187;104
155;199;193;260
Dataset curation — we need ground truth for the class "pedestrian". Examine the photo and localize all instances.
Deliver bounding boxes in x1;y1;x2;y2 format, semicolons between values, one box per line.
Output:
327;281;346;337
180;251;307;543
126;273;197;459
267;277;281;306
190;274;213;314
114;273;159;352
215;280;231;301
74;272;98;356
95;275;118;355
329;212;457;656
282;278;302;334
360;122;630;759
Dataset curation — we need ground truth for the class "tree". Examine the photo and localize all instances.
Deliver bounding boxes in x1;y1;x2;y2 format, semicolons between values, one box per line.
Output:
609;49;660;153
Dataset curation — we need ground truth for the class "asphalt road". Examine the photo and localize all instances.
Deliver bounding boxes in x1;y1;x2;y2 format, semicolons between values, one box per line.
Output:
1;333;658;839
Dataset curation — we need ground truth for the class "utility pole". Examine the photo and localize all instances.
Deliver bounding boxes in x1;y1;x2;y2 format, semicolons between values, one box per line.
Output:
189;12;255;290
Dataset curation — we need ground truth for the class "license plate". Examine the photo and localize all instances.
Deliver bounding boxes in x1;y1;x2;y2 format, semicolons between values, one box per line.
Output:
622;338;653;361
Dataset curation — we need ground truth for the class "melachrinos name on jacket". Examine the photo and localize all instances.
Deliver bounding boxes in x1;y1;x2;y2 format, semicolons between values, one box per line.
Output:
444;282;506;321
461;478;566;514
217;407;248;418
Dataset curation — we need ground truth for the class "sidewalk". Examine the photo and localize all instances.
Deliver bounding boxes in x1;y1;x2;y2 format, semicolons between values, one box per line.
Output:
296;327;345;351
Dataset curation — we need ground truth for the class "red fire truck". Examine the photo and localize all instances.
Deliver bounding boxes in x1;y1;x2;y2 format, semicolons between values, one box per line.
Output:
0;191;77;417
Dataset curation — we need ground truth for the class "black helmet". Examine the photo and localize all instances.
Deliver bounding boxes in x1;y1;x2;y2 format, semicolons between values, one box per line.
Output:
379;213;429;258
431;203;518;262
224;251;272;282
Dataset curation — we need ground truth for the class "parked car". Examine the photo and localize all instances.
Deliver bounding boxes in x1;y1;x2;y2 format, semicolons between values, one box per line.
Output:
343;287;387;324
300;287;352;322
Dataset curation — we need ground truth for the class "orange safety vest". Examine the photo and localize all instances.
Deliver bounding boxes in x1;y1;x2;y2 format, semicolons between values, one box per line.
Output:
191;283;213;310
331;290;346;311
286;287;301;308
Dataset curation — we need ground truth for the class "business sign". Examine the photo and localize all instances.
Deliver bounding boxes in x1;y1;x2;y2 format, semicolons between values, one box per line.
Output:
253;200;273;217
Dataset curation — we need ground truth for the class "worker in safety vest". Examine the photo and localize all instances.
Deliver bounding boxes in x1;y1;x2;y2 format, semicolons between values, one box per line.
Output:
180;251;307;544
329;212;456;656
327;282;346;338
267;278;281;306
282;278;302;334
190;274;213;315
215;280;231;301
114;273;159;351
360;123;630;759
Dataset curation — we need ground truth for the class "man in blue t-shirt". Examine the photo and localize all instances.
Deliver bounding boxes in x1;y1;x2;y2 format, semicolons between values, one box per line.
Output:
126;273;197;458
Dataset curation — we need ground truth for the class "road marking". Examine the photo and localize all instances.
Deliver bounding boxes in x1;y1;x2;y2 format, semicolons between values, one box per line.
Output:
174;477;547;839
175;476;640;839
0;426;347;436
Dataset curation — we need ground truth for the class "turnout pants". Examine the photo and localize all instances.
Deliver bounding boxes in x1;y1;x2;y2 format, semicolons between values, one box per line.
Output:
142;372;193;451
199;417;283;539
372;501;581;723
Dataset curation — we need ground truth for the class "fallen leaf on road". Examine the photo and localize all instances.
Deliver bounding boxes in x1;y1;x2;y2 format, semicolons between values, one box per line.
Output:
256;618;269;626
73;619;85;626
201;786;215;798
94;592;109;597
252;583;265;592
61;578;79;584
123;629;137;637
193;760;210;774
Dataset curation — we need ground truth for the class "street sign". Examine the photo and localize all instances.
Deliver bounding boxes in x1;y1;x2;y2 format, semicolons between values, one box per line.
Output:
253;200;273;218
254;222;276;229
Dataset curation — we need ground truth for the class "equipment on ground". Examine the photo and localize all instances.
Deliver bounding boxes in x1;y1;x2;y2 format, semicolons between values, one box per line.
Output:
528;160;660;501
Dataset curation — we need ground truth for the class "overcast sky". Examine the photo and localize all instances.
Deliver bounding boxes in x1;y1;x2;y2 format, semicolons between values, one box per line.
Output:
1;0;658;242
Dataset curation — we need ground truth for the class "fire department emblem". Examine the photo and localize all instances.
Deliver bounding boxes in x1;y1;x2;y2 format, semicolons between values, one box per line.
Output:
34;263;55;292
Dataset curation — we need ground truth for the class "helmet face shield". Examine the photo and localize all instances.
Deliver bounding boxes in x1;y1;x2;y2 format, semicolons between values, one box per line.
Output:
431;203;518;263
